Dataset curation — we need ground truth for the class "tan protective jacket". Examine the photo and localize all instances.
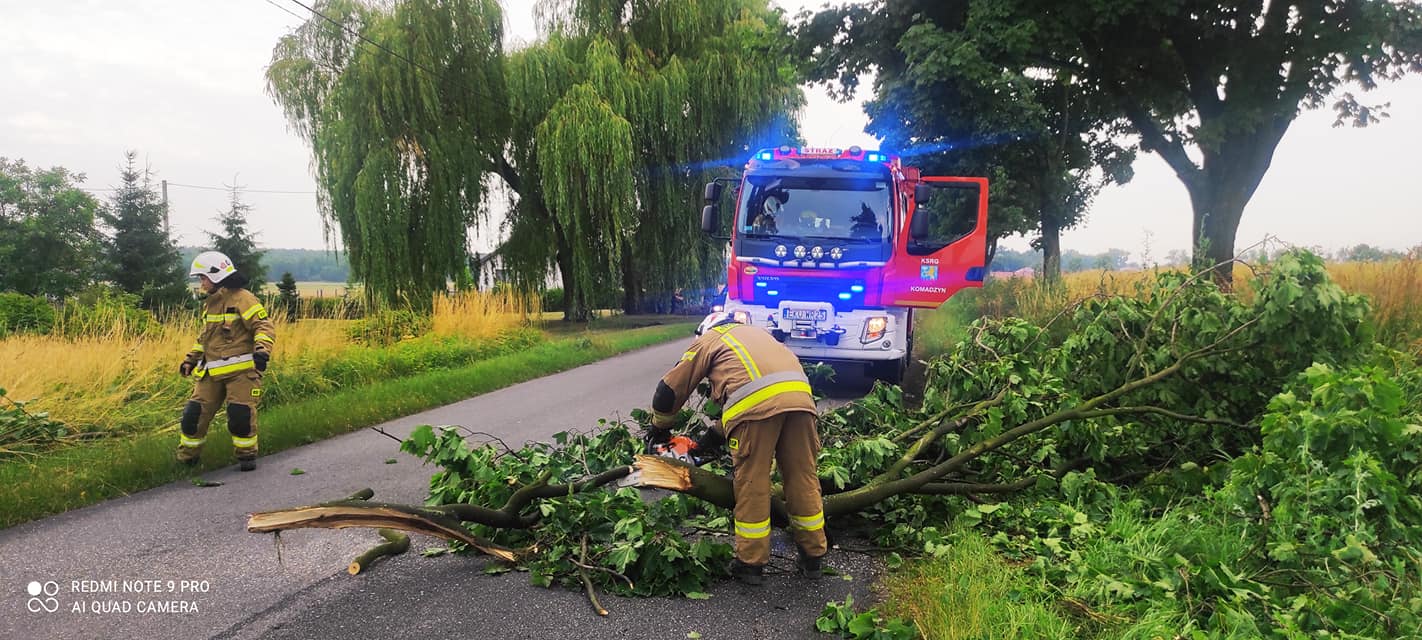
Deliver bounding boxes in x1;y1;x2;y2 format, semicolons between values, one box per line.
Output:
654;323;815;429
184;287;276;379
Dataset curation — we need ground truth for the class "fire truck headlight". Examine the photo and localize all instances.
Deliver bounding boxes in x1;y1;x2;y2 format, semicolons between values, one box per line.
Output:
829;247;843;260
862;316;889;343
810;246;824;260
774;244;788;258
793;245;807;259
731;310;752;325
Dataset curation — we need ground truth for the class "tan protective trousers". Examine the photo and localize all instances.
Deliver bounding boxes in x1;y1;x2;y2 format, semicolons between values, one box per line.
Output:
726;410;828;566
176;371;262;462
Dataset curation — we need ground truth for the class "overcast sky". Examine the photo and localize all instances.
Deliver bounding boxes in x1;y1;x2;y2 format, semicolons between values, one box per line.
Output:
2;1;1419;263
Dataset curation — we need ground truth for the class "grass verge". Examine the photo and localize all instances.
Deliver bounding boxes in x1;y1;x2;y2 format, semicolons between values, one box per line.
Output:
881;533;1075;639
0;322;693;529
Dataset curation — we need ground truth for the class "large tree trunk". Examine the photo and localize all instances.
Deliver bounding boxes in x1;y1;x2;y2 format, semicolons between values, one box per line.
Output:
1040;209;1062;285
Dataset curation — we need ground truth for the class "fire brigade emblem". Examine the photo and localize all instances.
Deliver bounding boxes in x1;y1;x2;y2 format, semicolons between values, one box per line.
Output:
920;264;938;280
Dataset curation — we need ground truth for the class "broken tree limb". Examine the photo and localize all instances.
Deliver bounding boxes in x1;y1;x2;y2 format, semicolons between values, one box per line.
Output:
247;501;518;562
348;528;410;575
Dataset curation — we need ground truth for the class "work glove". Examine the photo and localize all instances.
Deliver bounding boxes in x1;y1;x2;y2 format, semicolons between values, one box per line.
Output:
179;360;196;377
642;427;672;454
253;351;270;373
695;426;727;459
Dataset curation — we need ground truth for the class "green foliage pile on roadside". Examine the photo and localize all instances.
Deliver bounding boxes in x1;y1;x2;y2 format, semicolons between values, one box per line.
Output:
401;420;732;596
0;388;73;460
940;354;1422;638
816;595;916;640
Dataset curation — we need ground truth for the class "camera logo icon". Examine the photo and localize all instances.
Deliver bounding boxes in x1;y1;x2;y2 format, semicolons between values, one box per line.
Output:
27;581;59;613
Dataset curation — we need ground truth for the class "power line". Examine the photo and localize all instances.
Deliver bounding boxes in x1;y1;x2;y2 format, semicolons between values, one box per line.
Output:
284;0;440;77
273;0;511;111
166;181;316;194
79;182;315;195
263;0;308;24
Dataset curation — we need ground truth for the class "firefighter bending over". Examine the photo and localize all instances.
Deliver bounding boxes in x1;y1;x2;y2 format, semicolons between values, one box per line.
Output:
648;312;827;584
176;251;275;472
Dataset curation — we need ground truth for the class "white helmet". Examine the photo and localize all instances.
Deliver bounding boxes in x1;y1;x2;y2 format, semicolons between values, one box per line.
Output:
696;311;741;336
190;251;237;283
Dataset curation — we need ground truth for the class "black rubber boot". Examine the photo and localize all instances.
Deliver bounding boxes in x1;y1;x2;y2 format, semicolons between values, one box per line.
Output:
238;459;257;472
179;456;200;467
797;547;824;579
728;559;765;586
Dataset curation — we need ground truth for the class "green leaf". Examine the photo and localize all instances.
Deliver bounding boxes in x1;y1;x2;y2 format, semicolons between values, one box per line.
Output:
421;547;449;557
384;458;398;464
289;468;305;476
685;591;711;600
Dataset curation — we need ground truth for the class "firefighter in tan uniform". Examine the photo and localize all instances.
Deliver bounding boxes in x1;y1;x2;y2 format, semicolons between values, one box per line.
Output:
176;251;276;471
648;312;827;585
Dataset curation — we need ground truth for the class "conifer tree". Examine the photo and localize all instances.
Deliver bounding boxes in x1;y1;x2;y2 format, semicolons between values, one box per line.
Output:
100;151;187;309
206;186;268;293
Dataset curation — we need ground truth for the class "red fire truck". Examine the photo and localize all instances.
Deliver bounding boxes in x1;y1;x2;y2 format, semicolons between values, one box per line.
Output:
700;145;989;383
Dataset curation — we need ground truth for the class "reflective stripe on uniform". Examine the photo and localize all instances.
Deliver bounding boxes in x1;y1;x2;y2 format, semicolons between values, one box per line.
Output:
179;434;205;448
717;330;762;380
231;434;258;448
204;313;239;323
722;370;813;423
680;350;697;362
254;333;274;344
790;511;825;531
190;343;204;352
734;518;771;539
197;353;255;377
241;304;268;320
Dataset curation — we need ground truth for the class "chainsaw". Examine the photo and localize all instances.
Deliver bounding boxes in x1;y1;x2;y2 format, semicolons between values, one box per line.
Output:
617;425;727;487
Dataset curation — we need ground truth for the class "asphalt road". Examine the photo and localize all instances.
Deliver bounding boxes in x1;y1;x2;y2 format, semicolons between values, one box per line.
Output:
1;340;880;640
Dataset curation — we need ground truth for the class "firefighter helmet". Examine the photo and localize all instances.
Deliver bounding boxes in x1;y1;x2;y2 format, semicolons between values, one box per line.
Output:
696;311;742;336
189;251;237;283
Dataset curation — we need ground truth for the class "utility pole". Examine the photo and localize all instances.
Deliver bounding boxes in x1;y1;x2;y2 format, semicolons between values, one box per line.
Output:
161;179;170;236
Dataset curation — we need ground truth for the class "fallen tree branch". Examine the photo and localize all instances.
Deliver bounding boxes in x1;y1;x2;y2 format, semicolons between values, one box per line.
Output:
348;528;410;575
247;502;518;562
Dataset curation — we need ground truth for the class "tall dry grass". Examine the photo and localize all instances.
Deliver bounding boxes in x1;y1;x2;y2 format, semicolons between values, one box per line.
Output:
981;259;1422;353
431;289;541;338
0;288;540;437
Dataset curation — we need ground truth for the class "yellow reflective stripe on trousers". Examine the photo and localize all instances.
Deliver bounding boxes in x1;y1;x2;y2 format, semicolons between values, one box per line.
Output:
204;313;238;323
718;331;762;380
790;511;825;531
254;333;274;344
734;518;771;539
179;435;205;448
231;434;258;448
241;304;267;320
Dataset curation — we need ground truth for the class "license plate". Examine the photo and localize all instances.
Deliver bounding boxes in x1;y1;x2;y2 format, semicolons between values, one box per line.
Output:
782;308;827;322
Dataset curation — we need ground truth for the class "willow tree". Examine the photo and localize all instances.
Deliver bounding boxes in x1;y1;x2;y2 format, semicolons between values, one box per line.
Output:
267;0;801;313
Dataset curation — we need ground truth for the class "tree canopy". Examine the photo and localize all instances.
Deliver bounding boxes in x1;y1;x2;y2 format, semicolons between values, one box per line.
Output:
0;158;102;298
206;187;269;293
267;0;802;314
799;0;1421;286
100;152;187;309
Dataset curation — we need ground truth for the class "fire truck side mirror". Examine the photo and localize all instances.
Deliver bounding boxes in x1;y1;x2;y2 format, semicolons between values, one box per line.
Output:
701;204;719;234
909;207;931;242
703;182;724;203
914;183;933;204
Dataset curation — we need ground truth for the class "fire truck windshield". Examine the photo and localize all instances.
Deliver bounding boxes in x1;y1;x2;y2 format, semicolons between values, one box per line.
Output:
737;176;891;244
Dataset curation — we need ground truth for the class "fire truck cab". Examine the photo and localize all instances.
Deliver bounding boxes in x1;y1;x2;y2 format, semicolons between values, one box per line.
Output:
700;145;989;383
